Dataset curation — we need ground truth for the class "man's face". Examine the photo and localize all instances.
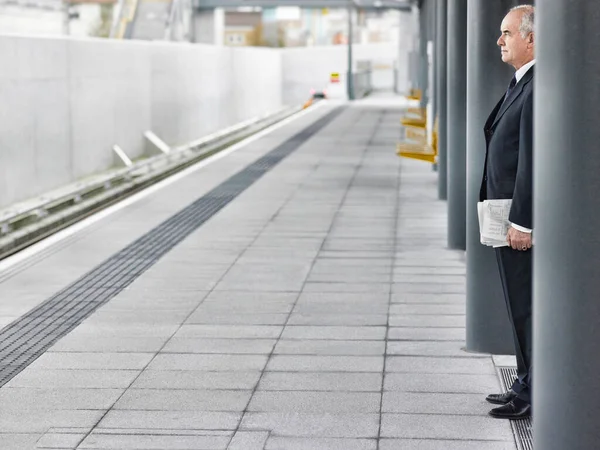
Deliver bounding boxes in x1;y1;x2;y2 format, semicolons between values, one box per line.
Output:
497;10;534;70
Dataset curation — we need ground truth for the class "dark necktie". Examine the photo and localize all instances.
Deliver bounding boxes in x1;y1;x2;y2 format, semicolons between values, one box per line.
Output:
503;75;517;104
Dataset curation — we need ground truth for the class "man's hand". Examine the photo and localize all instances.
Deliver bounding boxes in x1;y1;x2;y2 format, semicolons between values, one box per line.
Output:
507;227;532;251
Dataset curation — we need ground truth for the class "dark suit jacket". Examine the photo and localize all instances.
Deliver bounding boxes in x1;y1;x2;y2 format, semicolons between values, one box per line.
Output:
479;68;534;229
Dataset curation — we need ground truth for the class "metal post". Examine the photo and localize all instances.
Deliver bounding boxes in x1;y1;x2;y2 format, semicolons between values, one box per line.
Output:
347;3;355;101
418;1;428;110
436;0;448;200
62;0;70;35
465;0;523;354
446;0;467;250
534;2;600;448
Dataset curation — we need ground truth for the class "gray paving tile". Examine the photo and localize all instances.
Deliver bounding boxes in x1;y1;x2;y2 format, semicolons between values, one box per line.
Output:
147;354;268;371
393;266;466;275
175;325;283;339
63;324;181;339
130;276;219;292
114;389;252;411
27;353;154;370
384;373;501;394
78;432;230;449
199;292;297;312
390;293;465;304
84;310;191;325
393;274;465;284
389;315;465;328
5;369;139;389
281;326;386;341
320;246;393;256
0;434;41;450
295;293;391;303
386;357;496;374
49;336;169;353
392;283;465;294
380;414;514;441
0;410;104;433
288;314;387;326
312;259;392;268
110;291;208;309
303;282;391;293
258;372;382;392
390;304;465;315
379;440;516;450
294;302;390;315
310;265;391;276
0;388;123;411
229;431;270;450
266;355;384;372
274;339;385;356
36;431;87;449
386;341;483;358
266;437;377;450
97;410;241;430
162;338;277;354
240;412;380;438
131;370;261;390
307;273;391;283
388;327;465;341
186;313;290;325
248;391;381;413
382;392;494;415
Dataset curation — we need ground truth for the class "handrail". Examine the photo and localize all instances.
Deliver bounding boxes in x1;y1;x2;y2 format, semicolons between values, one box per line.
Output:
0;105;299;236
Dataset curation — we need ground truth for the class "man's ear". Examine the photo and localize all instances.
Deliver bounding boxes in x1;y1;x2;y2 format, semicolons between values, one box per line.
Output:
528;33;534;45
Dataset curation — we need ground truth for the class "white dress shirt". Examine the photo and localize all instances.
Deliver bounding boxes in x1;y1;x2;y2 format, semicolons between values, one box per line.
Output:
509;59;535;234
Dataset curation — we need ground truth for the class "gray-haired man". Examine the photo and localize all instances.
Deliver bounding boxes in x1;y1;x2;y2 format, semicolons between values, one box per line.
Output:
479;5;535;420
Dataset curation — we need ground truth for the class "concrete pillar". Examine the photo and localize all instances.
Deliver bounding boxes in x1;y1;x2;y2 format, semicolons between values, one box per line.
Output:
446;0;467;250
396;10;413;94
534;2;600;448
347;5;355;101
418;1;428;109
409;4;420;91
192;8;224;45
465;0;525;354
435;0;448;200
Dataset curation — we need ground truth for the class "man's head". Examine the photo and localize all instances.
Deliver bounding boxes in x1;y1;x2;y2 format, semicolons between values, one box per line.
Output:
497;5;535;70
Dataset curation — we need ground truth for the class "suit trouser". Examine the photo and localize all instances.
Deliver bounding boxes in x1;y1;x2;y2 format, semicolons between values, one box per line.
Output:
495;246;533;404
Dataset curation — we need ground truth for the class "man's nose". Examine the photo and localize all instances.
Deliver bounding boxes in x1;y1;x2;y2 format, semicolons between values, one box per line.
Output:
497;36;504;46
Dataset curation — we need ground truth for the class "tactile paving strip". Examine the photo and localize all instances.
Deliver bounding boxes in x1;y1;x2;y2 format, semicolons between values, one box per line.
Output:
498;366;533;450
0;106;344;387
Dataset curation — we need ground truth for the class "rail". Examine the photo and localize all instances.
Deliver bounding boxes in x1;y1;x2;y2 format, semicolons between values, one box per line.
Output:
0;104;304;259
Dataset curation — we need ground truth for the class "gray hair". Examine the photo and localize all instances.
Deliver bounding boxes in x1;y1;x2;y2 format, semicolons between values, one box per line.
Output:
510;5;535;38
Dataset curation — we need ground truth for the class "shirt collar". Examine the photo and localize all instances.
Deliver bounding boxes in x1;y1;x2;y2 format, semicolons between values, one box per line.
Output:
515;59;536;83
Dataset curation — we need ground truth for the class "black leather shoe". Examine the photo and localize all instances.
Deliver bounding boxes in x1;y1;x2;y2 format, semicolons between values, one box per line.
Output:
489;398;531;420
486;390;518;405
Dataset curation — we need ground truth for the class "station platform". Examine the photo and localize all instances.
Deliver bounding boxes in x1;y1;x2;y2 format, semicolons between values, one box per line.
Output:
0;100;518;450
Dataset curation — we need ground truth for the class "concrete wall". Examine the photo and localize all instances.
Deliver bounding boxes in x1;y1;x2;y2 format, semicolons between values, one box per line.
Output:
0;35;282;209
0;36;397;209
280;43;398;105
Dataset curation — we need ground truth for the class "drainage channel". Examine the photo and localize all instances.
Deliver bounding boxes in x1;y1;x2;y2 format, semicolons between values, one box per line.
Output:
0;106;345;387
498;366;533;450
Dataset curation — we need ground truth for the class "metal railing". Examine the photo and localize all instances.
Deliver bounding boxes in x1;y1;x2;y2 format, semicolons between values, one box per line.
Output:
0;104;303;257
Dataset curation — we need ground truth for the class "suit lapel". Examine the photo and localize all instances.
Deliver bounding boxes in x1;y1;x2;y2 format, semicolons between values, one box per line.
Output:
491;68;534;130
485;98;505;131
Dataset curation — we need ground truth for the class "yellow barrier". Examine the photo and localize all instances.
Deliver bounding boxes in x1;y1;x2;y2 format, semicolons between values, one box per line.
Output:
397;117;438;164
406;88;422;101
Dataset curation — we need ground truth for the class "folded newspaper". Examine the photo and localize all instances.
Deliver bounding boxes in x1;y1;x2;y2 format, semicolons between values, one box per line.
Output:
477;199;512;247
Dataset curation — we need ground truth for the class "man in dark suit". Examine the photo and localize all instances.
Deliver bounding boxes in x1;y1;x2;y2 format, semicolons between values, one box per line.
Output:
480;5;535;420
